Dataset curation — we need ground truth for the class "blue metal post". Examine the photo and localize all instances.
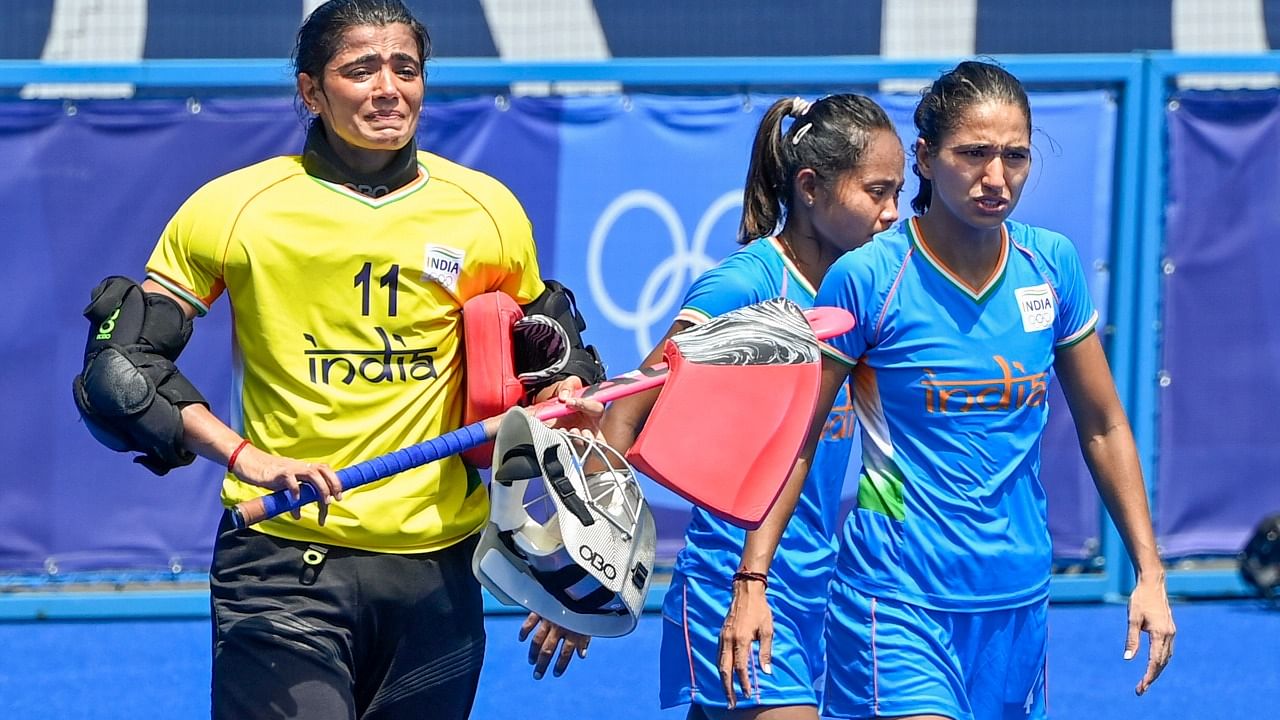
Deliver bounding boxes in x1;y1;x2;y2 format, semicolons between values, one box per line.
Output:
1092;55;1151;601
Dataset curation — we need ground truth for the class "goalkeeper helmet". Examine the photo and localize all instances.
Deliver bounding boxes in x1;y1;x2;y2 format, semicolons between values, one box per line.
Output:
472;406;656;637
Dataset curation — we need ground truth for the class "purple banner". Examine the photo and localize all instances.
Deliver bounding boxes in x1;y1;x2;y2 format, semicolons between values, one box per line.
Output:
1160;90;1280;557
1;92;1116;574
0;99;302;574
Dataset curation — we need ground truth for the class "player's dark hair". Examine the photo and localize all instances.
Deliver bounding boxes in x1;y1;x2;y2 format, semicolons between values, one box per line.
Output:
911;60;1031;214
739;94;895;244
293;0;431;84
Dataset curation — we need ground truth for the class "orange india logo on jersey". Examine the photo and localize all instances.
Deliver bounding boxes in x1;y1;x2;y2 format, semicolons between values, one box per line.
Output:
921;355;1047;414
822;381;857;440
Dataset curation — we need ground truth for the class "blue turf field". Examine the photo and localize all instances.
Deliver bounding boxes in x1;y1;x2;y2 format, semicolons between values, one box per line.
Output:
0;600;1275;719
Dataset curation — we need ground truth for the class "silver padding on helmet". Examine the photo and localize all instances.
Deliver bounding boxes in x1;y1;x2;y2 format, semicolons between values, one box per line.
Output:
472;407;656;637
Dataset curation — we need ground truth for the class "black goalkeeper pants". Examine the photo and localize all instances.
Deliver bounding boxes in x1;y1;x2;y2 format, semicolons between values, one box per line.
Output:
209;513;486;720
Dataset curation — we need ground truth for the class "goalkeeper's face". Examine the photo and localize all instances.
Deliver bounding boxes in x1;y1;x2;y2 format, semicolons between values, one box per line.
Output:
300;22;425;156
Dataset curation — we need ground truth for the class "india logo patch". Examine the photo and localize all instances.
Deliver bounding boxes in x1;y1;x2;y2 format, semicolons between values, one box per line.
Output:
422;245;464;292
1014;284;1055;333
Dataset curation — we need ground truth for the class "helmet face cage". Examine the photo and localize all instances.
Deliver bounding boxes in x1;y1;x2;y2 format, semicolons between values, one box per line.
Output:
562;433;643;541
472;407;656;637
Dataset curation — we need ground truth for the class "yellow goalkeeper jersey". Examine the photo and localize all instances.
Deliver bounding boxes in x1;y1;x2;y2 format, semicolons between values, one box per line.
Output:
147;151;544;553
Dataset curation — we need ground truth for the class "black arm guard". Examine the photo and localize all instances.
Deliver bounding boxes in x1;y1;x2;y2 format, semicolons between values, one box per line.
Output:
518;279;607;392
71;276;208;476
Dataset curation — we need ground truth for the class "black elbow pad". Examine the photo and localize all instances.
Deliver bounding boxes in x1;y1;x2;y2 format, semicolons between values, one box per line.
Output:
72;276;206;475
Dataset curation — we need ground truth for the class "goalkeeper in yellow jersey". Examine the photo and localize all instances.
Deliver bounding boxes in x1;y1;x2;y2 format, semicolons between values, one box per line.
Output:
71;2;605;717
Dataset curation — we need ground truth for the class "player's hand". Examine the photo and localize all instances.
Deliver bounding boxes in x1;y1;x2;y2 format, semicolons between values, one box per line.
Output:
229;446;343;524
718;577;773;708
535;376;604;431
519;612;591;679
1125;575;1175;695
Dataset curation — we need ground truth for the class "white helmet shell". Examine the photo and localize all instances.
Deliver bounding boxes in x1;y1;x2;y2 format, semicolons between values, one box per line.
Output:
472;406;657;637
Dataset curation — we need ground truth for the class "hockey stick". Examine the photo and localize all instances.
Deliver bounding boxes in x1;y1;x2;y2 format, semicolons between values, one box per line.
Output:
230;299;852;528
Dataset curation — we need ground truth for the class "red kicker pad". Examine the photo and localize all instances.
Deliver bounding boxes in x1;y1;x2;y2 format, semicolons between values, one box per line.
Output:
460;292;526;468
625;336;821;529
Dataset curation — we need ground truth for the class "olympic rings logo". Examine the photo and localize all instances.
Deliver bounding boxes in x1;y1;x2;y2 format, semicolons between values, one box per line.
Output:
587;189;742;357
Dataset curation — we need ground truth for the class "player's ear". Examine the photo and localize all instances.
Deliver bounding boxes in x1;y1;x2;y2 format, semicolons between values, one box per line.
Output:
297;73;322;114
914;138;934;180
794;167;819;208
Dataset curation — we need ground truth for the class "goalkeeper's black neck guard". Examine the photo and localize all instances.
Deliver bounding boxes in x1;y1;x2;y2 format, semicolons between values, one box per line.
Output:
301;121;419;198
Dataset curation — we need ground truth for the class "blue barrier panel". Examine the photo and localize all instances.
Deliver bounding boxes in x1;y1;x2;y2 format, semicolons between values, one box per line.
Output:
1160;90;1280;556
0;88;1120;592
1136;53;1280;598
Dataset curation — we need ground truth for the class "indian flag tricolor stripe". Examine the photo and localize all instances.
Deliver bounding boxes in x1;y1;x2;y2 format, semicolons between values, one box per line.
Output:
146;272;213;317
309;162;430;208
765;236;817;298
1056;311;1099;348
674;307;711;326
906;217;1009;303
821;341;858;367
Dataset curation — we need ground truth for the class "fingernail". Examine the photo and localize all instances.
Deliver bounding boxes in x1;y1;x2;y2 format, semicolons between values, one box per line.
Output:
762;662;772;675
533;671;544;680
1123;650;1134;660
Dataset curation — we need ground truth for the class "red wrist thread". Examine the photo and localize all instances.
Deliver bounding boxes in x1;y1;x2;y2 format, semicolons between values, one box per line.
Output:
227;439;252;473
732;570;768;589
